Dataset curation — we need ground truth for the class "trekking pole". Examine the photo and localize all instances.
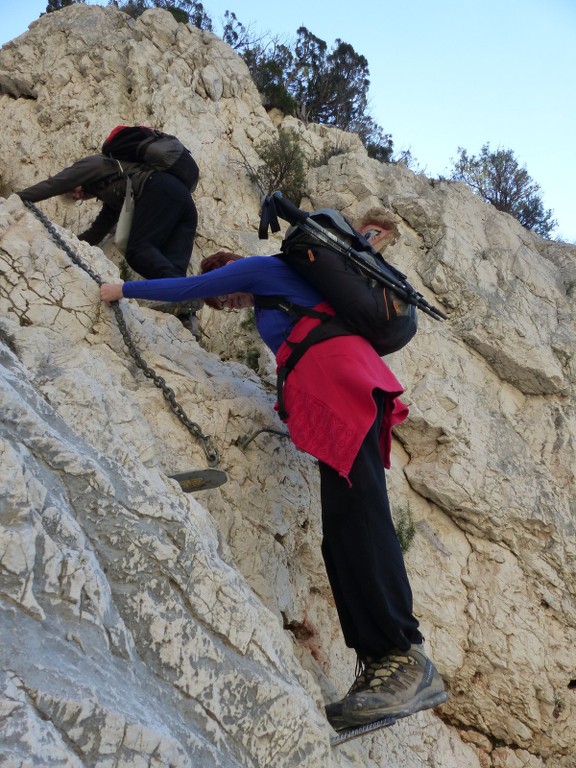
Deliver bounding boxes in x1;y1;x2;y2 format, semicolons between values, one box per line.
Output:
342;248;448;321
261;192;447;322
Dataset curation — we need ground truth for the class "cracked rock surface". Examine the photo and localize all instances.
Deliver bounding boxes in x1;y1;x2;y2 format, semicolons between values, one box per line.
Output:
1;6;575;767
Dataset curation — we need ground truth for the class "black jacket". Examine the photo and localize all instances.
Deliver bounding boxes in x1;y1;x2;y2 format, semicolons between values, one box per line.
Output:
18;155;153;245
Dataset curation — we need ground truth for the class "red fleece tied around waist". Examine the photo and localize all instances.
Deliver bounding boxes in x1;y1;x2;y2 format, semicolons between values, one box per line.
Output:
275;302;409;483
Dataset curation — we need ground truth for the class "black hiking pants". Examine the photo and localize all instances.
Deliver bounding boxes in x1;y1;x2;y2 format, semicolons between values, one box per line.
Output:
319;390;423;659
126;172;197;279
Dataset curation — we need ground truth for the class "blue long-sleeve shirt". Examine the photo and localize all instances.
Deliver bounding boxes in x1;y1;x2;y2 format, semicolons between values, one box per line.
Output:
122;255;324;353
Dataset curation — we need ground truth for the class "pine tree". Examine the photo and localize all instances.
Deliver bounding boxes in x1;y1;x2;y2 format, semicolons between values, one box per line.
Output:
450;144;557;237
45;0;84;12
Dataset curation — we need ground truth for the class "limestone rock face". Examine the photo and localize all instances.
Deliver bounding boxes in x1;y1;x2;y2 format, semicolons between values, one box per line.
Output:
1;6;575;767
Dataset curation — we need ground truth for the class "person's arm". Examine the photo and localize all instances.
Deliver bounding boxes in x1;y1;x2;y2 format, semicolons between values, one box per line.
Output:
79;204;120;245
100;270;244;306
18;155;114;202
119;258;269;303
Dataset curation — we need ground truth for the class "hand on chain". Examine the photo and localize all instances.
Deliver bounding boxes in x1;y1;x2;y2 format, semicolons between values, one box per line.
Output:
24;200;220;468
100;283;124;303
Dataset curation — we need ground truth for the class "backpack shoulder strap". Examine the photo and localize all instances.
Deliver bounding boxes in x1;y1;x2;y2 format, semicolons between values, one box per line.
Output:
255;294;353;420
254;295;331;322
275;320;353;419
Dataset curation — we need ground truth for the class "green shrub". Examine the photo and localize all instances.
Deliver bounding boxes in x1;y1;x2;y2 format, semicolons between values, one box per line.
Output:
245;128;306;202
394;503;416;555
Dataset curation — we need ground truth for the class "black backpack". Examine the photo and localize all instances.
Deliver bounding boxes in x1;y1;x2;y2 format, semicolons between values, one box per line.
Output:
102;125;199;192
258;190;446;344
257;191;446;418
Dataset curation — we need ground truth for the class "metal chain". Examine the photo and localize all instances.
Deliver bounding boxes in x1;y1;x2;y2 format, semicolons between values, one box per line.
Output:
24;200;219;467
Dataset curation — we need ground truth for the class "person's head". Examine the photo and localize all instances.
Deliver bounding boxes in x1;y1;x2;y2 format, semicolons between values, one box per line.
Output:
353;208;400;253
200;252;243;275
64;186;94;202
200;252;253;311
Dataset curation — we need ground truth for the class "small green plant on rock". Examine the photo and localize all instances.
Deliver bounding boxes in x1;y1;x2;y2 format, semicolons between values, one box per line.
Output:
244;127;306;202
394;503;416;554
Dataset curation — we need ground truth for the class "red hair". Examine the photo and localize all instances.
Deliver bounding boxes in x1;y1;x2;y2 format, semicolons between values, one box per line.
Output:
200;252;244;309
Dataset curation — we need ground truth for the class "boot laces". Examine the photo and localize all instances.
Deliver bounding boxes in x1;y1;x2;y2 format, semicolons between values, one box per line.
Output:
348;652;414;695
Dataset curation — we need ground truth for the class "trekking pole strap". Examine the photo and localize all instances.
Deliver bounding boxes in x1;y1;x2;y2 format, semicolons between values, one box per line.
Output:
269;191;310;226
259;191;309;239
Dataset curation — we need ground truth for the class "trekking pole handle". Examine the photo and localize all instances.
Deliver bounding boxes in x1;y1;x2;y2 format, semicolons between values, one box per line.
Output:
271;191;309;225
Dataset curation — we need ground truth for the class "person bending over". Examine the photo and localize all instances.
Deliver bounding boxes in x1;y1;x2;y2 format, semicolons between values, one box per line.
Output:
18;152;199;336
100;230;448;729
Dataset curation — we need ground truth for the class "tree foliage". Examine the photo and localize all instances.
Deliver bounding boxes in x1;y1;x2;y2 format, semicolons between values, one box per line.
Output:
108;0;212;26
235;27;392;161
393;503;416;555
220;11;262;51
241;40;298;116
450;144;556;238
45;0;85;12
244;128;306;202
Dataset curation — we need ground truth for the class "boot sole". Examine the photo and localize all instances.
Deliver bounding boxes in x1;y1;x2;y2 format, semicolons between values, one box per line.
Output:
337;688;450;727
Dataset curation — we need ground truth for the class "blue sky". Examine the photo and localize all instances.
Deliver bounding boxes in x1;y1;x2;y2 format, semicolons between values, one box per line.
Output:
2;0;575;242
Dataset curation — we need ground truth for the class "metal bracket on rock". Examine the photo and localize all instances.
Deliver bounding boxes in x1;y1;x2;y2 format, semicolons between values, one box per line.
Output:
169;469;228;492
234;427;290;450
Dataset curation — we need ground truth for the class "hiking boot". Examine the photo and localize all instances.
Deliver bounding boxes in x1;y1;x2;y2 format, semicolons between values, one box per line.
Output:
326;645;449;729
177;312;201;341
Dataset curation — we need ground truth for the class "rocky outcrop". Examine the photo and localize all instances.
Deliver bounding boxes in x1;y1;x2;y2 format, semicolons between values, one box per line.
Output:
1;6;575;767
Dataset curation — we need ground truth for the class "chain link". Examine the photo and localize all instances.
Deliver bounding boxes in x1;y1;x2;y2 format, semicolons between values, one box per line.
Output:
24;200;220;467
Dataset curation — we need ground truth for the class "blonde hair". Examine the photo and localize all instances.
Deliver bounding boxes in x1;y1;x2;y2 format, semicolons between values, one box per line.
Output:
353;207;400;251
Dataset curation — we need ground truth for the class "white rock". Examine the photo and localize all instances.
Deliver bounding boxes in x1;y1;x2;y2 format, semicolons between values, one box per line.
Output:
1;5;575;767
